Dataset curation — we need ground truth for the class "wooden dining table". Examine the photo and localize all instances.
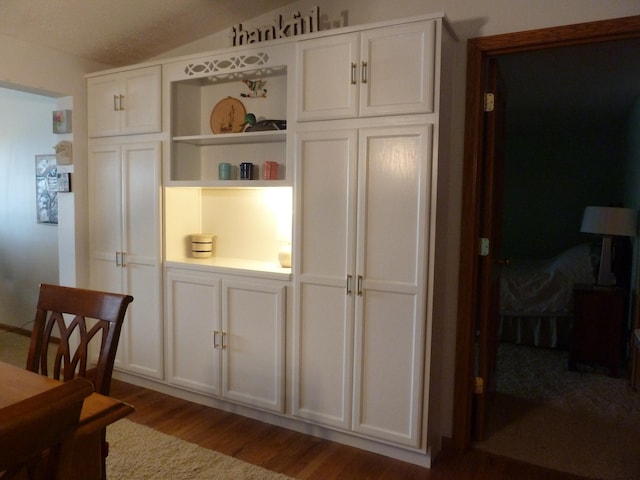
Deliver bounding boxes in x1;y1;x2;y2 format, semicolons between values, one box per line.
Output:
0;361;134;479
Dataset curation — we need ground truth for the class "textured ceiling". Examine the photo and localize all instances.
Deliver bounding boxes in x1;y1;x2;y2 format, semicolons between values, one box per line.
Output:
0;0;296;66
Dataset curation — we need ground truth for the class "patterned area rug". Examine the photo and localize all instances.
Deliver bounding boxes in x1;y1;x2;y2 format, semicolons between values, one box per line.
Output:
475;343;640;479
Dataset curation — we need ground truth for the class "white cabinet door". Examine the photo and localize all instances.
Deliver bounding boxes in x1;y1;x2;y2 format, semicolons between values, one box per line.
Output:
88;143;123;292
359;21;436;117
87;75;122;137
89;140;163;380
118;142;163;379
297;33;359;121
297;21;435;121
88;65;161;137
222;279;286;413
293;129;357;429
352;125;432;447
165;269;221;395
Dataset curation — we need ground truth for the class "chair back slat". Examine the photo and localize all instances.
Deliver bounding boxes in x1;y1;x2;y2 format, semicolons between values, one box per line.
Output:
27;283;133;396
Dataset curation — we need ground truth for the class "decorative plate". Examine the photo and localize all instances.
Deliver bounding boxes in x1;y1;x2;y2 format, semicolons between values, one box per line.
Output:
210;97;247;134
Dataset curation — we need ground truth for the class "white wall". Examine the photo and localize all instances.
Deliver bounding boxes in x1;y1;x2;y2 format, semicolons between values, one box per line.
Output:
155;0;640;440
0;33;109;328
0;88;57;327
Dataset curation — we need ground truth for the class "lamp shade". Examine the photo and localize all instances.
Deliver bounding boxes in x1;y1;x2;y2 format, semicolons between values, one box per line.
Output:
580;206;637;237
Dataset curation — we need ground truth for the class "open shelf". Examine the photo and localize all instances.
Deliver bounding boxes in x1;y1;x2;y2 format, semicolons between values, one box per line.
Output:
173;130;286;146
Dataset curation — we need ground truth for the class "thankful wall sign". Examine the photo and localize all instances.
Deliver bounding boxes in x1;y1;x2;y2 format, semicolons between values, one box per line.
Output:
231;6;320;46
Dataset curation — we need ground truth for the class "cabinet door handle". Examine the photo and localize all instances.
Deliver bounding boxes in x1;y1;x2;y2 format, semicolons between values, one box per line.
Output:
119;94;125;110
221;332;227;350
361;61;368;84
115;251;121;266
113;94;119;111
346;274;352;295
213;330;221;349
357;275;363;296
120;252;127;266
351;62;357;85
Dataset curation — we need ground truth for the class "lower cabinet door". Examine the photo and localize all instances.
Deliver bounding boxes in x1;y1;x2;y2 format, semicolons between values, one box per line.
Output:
221;279;286;413
122;262;164;379
165;269;221;395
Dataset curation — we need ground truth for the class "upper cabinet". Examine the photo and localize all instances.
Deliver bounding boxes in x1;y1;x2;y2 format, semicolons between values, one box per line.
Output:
87;65;161;138
164;45;295;187
297;20;436;121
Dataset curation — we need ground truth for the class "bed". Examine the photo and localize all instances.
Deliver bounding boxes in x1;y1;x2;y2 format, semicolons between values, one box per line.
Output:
499;243;597;348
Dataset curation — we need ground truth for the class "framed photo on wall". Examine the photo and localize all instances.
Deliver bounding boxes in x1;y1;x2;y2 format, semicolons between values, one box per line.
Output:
35;154;58;224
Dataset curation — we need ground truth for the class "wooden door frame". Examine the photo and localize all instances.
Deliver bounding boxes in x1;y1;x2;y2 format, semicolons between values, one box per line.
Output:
453;14;640;451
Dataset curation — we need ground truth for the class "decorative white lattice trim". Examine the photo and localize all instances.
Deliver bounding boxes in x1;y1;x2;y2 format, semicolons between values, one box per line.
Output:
184;52;270;77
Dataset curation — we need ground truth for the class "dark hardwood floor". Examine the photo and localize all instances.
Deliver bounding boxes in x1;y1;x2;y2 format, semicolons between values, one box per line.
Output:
109;379;589;479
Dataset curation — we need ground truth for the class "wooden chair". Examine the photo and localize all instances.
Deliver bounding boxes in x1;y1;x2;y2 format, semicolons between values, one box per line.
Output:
25;283;133;480
0;377;94;480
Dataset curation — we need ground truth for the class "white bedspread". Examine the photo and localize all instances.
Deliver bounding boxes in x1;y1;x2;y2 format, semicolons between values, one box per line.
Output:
500;243;595;315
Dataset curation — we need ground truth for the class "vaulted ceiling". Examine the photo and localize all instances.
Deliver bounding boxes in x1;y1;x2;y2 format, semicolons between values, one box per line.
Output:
0;0;296;66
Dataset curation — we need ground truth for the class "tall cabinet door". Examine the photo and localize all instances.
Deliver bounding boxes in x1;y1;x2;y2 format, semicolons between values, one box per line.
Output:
293;129;358;429
120;142;163;379
352;125;432;447
89;144;123;295
89;140;163;380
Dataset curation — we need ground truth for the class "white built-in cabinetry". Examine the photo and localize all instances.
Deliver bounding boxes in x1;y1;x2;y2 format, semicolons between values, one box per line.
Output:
88;140;163;379
293;122;432;447
165;268;286;412
86;13;453;467
87;65;161;137
87;65;164;380
292;18;442;450
165;45;293;186
296;21;435;121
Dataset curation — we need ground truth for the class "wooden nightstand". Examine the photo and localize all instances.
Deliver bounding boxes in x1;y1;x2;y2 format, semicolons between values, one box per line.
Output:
569;285;628;377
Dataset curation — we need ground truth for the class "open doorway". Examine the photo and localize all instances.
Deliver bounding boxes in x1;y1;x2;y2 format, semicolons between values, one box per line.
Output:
453;14;640;477
0;86;59;332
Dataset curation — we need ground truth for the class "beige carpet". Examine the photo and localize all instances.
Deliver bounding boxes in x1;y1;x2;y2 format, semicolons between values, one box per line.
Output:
0;330;292;480
475;343;640;480
0;328;31;367
107;419;292;480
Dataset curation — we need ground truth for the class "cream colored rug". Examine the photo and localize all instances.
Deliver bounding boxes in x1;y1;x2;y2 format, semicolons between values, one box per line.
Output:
475;343;640;480
0;328;31;367
107;419;293;480
0;330;293;480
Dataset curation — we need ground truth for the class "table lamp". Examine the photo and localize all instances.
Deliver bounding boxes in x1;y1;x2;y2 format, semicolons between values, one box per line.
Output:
580;206;637;286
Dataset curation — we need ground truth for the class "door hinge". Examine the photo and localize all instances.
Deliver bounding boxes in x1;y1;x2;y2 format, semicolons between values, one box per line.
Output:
479;237;490;256
484;92;495;112
474;376;484;394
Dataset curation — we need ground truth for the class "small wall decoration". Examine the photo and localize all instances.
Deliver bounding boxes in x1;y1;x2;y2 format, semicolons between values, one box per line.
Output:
54;140;73;165
241;79;267;98
52;109;72;134
231;6;319;46
35;154;58;224
57;172;71;193
210;97;247;134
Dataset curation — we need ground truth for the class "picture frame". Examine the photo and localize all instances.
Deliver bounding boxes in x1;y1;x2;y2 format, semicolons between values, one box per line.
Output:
52;109;72;134
35;154;58;224
57;172;71;193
